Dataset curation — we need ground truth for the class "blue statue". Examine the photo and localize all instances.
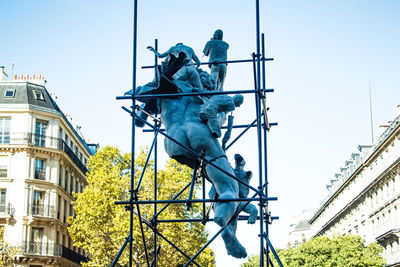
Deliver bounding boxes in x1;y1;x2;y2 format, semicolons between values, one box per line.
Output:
127;49;248;258
147;43;203;90
203;29;229;91
208;154;258;256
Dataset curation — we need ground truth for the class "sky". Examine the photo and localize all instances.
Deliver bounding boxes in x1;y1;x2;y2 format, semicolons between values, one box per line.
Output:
1;0;400;266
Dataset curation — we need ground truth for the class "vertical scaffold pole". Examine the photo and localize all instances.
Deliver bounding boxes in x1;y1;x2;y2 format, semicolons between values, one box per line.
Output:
130;0;138;266
261;32;270;267
255;0;265;266
153;39;158;267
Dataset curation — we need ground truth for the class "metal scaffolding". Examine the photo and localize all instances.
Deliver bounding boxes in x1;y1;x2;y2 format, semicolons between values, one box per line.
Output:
112;0;283;266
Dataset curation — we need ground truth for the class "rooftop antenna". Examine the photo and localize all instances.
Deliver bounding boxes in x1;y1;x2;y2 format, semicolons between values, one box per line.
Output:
369;81;374;143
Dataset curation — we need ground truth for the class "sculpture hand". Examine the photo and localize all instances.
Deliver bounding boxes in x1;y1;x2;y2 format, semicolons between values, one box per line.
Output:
147;46;155;52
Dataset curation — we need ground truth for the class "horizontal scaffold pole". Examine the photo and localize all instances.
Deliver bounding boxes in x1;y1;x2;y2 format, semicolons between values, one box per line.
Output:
115;197;277;205
142;122;278;132
142;57;274;69
116;89;274;100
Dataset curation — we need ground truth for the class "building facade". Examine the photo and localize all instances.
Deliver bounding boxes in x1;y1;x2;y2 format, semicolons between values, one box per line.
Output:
0;67;97;267
287;210;312;248
310;106;400;266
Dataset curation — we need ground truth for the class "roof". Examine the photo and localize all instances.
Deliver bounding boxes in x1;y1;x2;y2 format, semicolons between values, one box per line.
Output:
0;81;96;156
0;82;58;111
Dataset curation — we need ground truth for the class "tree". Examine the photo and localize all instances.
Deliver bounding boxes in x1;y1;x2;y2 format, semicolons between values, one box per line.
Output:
68;146;215;266
242;235;384;267
0;227;19;266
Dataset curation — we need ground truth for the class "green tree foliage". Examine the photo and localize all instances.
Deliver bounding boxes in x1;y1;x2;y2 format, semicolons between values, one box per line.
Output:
68;146;215;266
0;227;19;266
242;235;384;267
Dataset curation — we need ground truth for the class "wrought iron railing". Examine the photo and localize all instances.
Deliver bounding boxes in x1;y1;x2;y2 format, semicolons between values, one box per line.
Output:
58;140;88;173
0;203;15;216
21;242;89;265
0;132;88;174
28;204;55;218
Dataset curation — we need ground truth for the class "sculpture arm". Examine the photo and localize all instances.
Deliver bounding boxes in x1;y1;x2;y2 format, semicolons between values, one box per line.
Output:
147;46;171;58
203;42;210;56
191;49;201;67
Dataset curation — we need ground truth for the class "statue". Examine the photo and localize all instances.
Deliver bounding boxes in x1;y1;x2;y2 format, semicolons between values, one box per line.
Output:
128;52;248;258
147;43;203;90
203;29;229;91
199;94;243;138
208;154;258;256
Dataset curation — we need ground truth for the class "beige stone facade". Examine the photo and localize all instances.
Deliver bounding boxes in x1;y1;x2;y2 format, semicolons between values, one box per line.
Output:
0;71;97;266
310;107;400;266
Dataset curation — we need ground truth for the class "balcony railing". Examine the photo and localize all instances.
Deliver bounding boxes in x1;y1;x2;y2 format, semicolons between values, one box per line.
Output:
0;132;88;174
21;241;89;265
28;204;55;218
0;203;15;216
58;140;88;174
373;219;400;240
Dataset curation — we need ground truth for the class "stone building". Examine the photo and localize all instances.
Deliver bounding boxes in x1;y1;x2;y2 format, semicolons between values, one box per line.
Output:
0;66;97;266
310;105;400;266
287;210;312;248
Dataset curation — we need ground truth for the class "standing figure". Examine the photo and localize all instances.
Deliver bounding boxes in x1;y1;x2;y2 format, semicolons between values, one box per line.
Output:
147;43;203;89
203;29;229;91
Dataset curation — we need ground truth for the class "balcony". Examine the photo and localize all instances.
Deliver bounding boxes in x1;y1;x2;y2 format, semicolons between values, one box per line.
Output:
28;204;55;218
0;132;88;174
21;241;89;265
374;219;400;242
0;203;15;217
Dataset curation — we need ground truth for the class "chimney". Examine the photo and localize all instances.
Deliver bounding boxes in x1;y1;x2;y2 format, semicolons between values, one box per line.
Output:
0;66;8;81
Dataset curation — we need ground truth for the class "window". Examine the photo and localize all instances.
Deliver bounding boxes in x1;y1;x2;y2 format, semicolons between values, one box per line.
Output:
57;195;61;220
34;159;46;180
58;164;62;186
33;90;45;101
70;176;74;193
0;189;6;213
65;170;69;190
4;89;15;98
32;191;44;215
35;120;47;146
64;200;67;223
0;117;11;144
31;227;43;243
0;165;7;178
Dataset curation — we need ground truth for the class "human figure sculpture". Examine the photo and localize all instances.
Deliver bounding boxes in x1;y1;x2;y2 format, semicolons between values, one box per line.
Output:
203;29;229;91
128;53;248;258
147;43;203;90
199;95;243;138
233;154;258;224
209;154;258;224
208;154;258;256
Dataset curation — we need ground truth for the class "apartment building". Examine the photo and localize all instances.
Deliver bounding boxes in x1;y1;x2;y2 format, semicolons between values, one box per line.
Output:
310;106;400;266
0;67;97;267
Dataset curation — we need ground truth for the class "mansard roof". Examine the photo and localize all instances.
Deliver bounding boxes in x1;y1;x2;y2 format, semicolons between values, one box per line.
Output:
0;82;59;112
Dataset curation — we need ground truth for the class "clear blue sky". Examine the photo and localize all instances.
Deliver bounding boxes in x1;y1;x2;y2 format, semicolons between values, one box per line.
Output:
1;0;400;265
